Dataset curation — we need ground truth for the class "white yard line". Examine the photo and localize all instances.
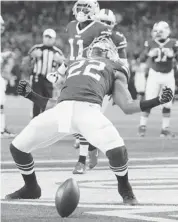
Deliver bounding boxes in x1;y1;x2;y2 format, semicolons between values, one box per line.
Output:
1;157;178;165
1;164;178;173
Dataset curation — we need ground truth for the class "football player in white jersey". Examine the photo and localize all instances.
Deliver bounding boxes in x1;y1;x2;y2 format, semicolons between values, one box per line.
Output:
138;21;178;137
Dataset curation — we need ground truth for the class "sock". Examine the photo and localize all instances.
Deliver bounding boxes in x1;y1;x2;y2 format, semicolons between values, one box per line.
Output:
79;136;88;156
140;115;149;126
10;143;38;187
1;105;5;132
88;143;97;151
78;155;86;164
162;117;170;129
106;146;128;177
162;107;171;129
78;135;88;164
116;172;129;187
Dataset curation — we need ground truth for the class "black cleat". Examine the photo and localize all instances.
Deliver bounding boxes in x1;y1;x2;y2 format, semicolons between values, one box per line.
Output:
118;182;138;205
5;184;41;200
160;127;175;138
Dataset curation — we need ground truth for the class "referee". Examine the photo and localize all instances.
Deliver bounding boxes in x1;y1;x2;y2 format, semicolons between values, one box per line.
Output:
26;29;65;117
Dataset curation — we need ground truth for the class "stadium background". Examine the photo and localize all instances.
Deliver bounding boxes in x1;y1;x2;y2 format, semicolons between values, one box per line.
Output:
1;1;178;97
1;2;178;221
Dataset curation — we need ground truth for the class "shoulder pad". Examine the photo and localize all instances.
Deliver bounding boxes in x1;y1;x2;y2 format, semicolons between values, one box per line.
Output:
66;20;77;32
53;46;64;56
28;44;43;55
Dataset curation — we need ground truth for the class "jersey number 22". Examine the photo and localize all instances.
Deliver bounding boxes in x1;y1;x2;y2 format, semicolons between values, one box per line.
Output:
67;60;106;81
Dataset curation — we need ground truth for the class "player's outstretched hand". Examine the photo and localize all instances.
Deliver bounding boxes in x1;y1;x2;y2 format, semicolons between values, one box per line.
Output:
159;87;173;104
17;80;32;98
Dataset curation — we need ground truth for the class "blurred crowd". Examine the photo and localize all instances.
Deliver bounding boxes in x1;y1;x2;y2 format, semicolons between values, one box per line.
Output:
1;1;178;96
1;1;178;57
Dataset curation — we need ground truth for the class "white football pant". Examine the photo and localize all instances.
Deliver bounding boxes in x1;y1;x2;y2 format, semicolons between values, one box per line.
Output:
145;68;175;108
12;101;124;154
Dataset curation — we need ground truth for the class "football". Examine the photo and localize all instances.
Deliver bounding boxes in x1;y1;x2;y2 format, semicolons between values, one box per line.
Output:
55;178;80;218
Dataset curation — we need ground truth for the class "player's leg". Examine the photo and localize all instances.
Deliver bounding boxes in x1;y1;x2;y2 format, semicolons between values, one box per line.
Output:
138;69;160;136
0;77;15;138
5;103;70;199
73;134;88;174
160;71;175;137
75;102;137;205
88;143;98;169
73;133;80;149
87;96;113;170
74;96;112;173
134;71;146;101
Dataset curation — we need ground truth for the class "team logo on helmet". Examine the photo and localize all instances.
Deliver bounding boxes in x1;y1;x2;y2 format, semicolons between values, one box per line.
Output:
98;9;116;29
73;0;100;23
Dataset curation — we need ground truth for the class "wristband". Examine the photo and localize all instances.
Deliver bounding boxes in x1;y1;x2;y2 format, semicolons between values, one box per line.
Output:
140;97;160;111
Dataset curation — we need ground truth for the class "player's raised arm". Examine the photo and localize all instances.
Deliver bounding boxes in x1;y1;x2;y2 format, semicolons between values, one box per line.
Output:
17;80;57;110
112;72;173;114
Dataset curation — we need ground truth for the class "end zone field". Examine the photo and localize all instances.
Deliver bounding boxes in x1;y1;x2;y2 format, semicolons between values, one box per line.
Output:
1;96;178;222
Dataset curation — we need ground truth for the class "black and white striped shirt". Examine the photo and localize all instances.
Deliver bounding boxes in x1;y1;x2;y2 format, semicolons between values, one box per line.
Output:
28;44;64;77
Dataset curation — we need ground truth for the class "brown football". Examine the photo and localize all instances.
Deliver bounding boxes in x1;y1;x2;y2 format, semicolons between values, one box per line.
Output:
55;178;80;218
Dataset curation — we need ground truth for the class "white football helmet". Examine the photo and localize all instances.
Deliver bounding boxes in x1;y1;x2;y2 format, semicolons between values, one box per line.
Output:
87;35;119;62
73;0;100;23
98;9;116;29
152;21;170;40
0;15;5;34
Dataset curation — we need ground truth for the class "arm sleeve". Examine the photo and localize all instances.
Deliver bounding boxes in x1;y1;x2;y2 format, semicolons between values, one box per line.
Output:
27;91;57;110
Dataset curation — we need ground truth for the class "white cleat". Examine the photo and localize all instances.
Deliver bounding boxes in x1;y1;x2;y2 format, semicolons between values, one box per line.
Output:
73;162;86;174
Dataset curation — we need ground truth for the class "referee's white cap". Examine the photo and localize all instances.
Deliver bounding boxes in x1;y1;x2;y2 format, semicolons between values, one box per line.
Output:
43;29;56;38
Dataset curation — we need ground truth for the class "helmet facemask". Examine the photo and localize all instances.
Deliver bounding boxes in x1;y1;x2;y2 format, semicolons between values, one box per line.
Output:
87;36;119;61
153;21;170;41
73;0;100;23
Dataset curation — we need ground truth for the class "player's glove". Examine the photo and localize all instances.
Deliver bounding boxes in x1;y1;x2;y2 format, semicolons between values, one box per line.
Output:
17;80;32;98
159;87;173;104
46;71;59;84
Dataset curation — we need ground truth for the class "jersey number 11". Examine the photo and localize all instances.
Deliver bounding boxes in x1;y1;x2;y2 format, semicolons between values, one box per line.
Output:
69;39;84;61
